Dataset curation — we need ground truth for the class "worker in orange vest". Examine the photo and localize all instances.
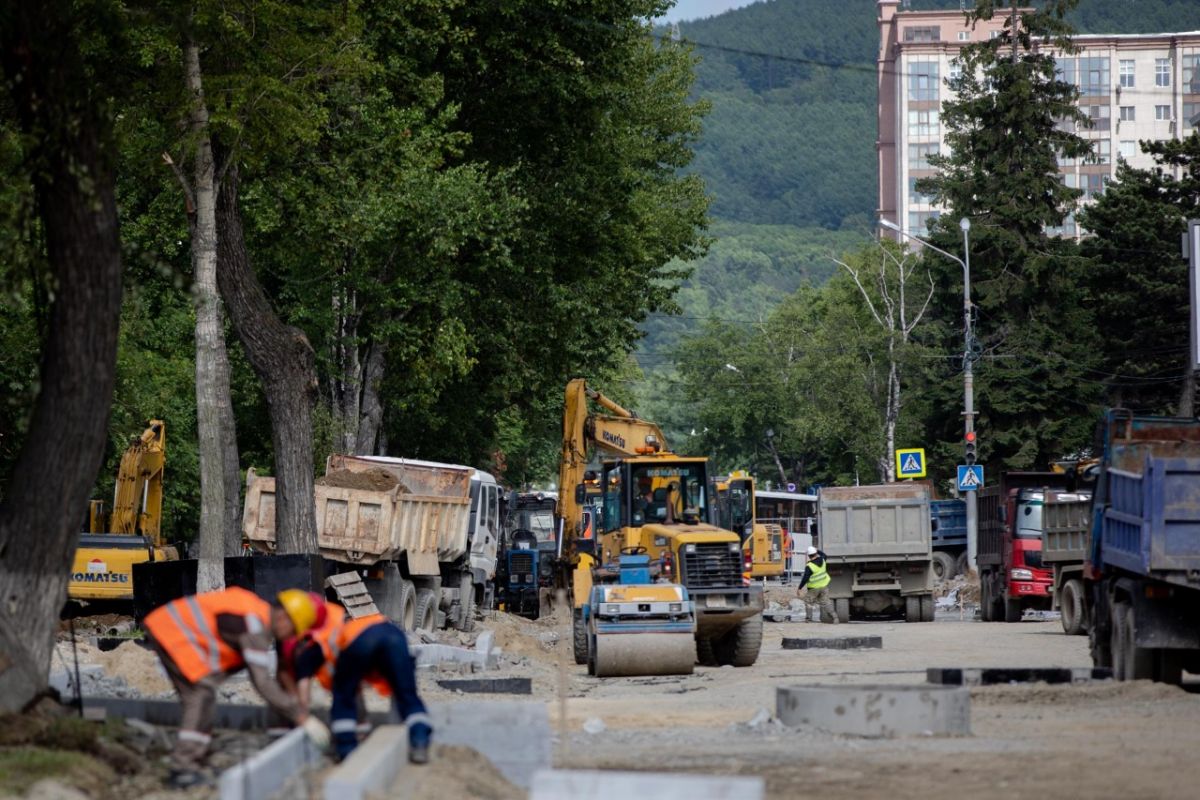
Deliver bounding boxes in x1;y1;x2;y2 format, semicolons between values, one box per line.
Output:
288;607;432;763
143;587;330;787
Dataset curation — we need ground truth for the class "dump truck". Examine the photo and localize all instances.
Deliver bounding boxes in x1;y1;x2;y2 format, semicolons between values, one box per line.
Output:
1043;490;1092;635
817;483;935;622
559;379;762;674
978;473;1067;622
929;498;968;580
243;454;500;632
70;420;178;604
1084;410;1200;683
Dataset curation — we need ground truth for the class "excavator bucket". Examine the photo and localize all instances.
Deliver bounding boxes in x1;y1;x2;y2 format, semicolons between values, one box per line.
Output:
588;582;696;677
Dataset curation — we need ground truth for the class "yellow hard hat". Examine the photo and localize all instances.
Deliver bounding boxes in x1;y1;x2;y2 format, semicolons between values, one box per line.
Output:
277;589;319;636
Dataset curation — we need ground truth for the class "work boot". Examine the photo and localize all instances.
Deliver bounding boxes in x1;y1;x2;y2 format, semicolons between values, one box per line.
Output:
408;722;432;765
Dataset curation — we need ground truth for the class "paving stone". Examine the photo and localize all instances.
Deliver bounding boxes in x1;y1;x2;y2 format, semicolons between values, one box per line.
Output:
777;684;970;737
322;725;407;800
218;726;323;800
435;677;532;694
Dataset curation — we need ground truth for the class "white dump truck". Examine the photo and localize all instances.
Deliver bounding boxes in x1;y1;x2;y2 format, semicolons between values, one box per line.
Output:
817;483;935;622
243;454;501;631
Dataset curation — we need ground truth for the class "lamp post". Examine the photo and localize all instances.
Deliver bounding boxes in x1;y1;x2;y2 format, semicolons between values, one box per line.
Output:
879;217;977;571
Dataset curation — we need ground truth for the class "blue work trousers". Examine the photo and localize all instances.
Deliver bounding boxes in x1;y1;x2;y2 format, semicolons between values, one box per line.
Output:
330;621;431;759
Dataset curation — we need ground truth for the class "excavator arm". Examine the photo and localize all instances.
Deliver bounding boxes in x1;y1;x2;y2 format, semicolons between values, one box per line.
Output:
107;420;166;543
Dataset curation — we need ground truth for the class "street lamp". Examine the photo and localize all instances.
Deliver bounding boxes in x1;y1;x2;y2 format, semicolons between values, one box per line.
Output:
879;217;978;572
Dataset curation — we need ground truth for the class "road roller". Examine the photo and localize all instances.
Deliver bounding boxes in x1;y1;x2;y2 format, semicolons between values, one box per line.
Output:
584;553;697;677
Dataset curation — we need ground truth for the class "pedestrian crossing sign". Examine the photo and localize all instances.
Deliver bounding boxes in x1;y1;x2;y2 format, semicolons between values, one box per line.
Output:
895;448;926;479
957;464;984;491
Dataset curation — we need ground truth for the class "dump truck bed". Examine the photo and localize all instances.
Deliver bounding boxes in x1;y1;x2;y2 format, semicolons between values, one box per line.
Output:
243;456;474;573
818;484;932;560
1042;492;1091;564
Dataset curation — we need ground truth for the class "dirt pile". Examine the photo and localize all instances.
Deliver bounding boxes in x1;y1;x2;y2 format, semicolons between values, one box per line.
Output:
317;468;409;493
385;744;524;800
485;609;566;664
88;641;172;696
935;572;980;604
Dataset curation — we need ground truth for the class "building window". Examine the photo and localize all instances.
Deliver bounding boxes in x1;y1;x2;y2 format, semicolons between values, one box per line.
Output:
1062;173;1078;189
1156;58;1171;87
908;210;941;232
990;30;1001;40
1083;173;1107;200
1185;55;1200;94
909;142;939;170
909;61;939;102
904;26;940;43
1119;105;1136;122
1080;105;1110;131
948;60;963;82
1185;102;1200;129
908;109;940;137
958;31;970;41
908;177;934;204
1155;104;1172;120
1077;57;1110;97
1119;60;1135;88
1119;140;1137;160
1086;139;1111;165
1055;57;1075;86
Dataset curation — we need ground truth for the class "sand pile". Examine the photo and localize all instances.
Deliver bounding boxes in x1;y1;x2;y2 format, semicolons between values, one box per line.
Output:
317;468;409;493
385;744;524;800
91;641;172;696
484;608;568;664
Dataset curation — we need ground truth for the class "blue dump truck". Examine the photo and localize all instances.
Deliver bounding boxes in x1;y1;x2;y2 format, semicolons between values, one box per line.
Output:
1085;410;1200;684
930;499;968;580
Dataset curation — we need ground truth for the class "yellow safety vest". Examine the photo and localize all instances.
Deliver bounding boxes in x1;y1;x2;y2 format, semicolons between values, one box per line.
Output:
807;558;831;590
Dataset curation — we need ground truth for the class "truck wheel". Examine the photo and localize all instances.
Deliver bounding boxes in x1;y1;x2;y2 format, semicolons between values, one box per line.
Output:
932;552;956;581
920;594;935;622
413;589;436;632
980;582;993;622
695;636;718;667
713;615;763;667
1111;602;1130;680
1061;579;1086;636
398;580;416;631
1003;596;1022;623
954;551;969;576
453;576;476;633
1155;650;1184;685
905;596;922;623
572;610;589;665
834;598;850;624
1125;604;1154;680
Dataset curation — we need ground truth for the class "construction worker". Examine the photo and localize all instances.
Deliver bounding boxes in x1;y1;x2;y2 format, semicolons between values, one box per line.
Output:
288;608;433;764
143;586;330;787
797;545;837;623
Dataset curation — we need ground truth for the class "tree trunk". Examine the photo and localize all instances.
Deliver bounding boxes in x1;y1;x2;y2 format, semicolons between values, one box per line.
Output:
355;342;386;455
0;4;124;711
217;165;319;555
331;279;362;453
184;39;234;591
219;383;243;556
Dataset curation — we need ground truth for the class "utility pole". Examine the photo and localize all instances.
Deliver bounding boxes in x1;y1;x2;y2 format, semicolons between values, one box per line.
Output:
961;218;977;571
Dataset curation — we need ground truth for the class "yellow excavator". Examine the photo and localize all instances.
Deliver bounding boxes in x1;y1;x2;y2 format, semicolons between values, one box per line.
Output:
713;471;785;580
69;421;178;603
559;379;763;675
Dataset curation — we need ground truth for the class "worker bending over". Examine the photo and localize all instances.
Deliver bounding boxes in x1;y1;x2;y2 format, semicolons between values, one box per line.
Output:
143;587;330;787
797;545;837;624
288;600;433;763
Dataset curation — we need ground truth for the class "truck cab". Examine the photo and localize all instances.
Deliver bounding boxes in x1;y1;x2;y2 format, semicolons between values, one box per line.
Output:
978;473;1063;622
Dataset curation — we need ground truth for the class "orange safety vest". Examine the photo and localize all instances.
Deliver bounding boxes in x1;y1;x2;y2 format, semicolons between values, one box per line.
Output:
323;611;392;697
144;586;271;684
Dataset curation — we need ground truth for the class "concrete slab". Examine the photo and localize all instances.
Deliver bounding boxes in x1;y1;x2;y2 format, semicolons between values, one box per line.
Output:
322;725;407;800
411;642;492;670
777;684;970;737
531;769;764;800
781;636;882;650
219;726;322;800
81;697;271;730
435;677;532;694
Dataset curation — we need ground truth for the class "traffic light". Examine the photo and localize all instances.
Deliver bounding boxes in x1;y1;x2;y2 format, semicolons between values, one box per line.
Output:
964;430;977;465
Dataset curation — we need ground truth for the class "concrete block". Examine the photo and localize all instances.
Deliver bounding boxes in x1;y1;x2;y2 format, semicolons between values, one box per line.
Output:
433;701;550;789
435;677;532;695
219;726;322;800
777;684;970;737
411;642;490;670
781;636;882;650
926;668;965;685
322;725;407;800
531;769;764;800
927;667;1098;686
979;668;1072;685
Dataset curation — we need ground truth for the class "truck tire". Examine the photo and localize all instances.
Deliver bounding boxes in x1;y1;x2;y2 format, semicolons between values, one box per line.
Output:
454;576;476;633
1061;579;1086;636
413;589;436;632
573;610;589;665
1111;601;1129;680
981;582;993;622
955;551;969;577
905;596;922;623
834;598;850;624
1003;596;1022;623
713;615;763;667
920;594;935;622
1124;604;1154;680
1155;650;1184;685
695;636;718;667
932;552;956;581
398;580;416;631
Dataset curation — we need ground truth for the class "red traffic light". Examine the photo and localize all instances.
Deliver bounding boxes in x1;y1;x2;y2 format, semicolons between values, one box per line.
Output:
965;431;977;443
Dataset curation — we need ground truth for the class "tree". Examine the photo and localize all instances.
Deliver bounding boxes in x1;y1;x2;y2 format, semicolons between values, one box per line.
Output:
1079;133;1200;415
915;0;1103;471
0;0;125;710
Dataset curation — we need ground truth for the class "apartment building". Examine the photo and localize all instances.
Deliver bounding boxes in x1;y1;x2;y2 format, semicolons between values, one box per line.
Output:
877;0;1200;238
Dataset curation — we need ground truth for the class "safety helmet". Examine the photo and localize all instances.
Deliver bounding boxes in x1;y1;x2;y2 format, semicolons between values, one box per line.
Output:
807;546;818;556
277;589;320;636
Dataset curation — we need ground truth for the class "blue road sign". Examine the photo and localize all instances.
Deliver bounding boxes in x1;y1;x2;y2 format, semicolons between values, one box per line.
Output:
896;448;926;479
957;464;984;492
